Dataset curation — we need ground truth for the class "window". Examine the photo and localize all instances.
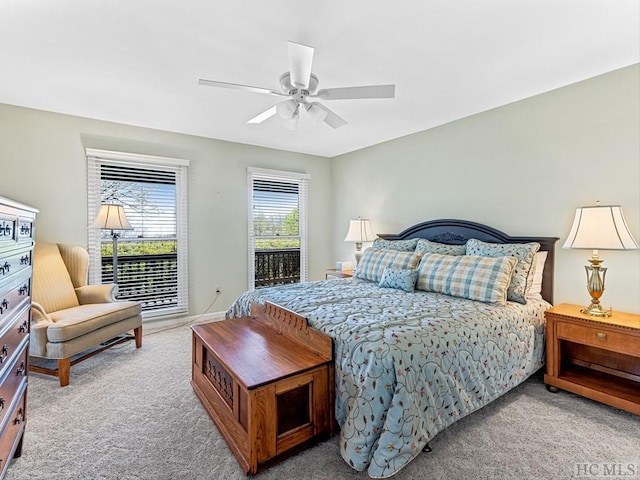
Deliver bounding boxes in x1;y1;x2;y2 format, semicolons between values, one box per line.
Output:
87;149;189;318
247;167;309;290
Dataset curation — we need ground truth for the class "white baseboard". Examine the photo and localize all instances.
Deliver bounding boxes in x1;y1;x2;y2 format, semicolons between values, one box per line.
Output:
142;310;226;334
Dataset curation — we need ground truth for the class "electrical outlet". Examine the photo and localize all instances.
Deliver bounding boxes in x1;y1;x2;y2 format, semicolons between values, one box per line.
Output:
215;286;221;294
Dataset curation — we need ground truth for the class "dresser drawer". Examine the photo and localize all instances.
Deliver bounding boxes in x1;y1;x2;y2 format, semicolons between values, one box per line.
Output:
0;216;16;252
557;321;640;357
0;248;32;288
0;383;26;478
0;270;31;326
0;342;27;429
0;307;29;375
16;218;33;244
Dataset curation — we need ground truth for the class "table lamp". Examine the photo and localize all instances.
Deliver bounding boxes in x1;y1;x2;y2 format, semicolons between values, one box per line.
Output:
563;204;638;316
344;218;375;264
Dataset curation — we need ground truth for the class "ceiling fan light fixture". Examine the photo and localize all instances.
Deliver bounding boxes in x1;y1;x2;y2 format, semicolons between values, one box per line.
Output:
305;102;328;124
276;99;298;119
283;109;300;131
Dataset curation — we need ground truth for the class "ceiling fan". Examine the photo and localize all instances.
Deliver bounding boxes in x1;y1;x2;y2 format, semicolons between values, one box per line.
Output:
198;41;395;130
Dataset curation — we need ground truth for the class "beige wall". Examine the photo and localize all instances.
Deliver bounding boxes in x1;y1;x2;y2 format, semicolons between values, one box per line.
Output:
332;65;640;313
0;105;333;316
2;64;638;316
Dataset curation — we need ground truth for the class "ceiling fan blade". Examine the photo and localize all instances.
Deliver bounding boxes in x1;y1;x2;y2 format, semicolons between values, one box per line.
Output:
321;105;348;129
198;79;287;98
314;84;395;100
288;41;314;89
247;105;279;124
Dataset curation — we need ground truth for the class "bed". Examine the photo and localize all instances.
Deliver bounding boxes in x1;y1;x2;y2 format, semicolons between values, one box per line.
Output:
227;219;558;478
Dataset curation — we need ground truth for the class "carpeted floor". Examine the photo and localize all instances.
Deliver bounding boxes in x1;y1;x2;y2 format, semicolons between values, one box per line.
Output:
6;323;639;480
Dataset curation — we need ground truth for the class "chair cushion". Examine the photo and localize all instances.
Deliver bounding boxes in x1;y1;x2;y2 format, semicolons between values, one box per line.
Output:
47;301;141;343
32;242;79;313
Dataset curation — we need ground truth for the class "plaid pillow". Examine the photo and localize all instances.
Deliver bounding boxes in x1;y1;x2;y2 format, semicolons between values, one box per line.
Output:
416;253;517;304
355;248;422;283
466;239;540;304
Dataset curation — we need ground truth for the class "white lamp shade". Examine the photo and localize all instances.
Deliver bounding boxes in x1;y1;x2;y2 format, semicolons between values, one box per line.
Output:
91;204;133;230
344;219;375;243
563;205;639;250
283;110;300;131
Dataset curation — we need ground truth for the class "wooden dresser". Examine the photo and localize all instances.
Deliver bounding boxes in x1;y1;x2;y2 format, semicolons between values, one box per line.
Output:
0;196;37;478
192;302;334;474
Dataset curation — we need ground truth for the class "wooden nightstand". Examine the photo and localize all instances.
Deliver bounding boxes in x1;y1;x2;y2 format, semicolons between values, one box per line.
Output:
544;303;640;415
325;269;353;279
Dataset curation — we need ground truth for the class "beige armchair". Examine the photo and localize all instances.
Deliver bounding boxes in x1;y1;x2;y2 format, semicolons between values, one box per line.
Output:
30;242;142;386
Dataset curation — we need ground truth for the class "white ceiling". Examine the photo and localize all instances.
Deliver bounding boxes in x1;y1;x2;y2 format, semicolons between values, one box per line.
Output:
1;1;638;158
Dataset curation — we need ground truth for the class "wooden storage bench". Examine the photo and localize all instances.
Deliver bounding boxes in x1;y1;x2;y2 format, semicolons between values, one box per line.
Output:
191;302;334;474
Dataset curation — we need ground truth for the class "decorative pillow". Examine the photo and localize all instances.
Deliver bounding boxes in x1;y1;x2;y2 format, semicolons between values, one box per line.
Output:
526;251;548;300
466;239;540;304
379;268;419;292
416;253;517;304
355;248;422;283
415;238;466;256
371;238;419;252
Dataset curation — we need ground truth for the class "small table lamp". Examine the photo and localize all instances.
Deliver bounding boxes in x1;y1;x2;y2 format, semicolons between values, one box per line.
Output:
563;204;639;317
91;204;133;284
344;218;375;264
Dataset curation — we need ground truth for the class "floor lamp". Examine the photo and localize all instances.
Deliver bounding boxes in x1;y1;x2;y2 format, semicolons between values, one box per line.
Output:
91;204;133;284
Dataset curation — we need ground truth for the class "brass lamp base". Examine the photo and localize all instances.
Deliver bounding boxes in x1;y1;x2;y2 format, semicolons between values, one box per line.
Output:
580;302;612;317
581;254;611;317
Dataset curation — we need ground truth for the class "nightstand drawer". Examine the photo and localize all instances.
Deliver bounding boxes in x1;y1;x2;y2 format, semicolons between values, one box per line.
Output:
557;322;639;357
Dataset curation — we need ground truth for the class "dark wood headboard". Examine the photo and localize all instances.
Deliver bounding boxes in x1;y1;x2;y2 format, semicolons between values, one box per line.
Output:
378;219;559;305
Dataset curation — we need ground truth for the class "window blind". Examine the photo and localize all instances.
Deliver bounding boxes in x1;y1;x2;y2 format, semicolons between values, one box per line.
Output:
247;167;309;290
87;149;189;318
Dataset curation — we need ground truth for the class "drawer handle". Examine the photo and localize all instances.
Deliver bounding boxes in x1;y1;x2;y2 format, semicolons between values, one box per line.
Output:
16;361;26;377
13;408;24;425
0;397;4;414
0;345;8;363
20;255;30;265
18;284;28;296
1;223;11;237
19;319;28;333
595;332;607;341
20;224;30;235
0;299;8;314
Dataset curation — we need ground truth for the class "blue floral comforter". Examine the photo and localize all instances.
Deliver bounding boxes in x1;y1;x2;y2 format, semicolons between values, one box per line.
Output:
226;278;548;478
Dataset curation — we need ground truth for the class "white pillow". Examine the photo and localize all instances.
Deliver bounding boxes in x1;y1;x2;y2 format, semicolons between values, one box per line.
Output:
526;251;548;300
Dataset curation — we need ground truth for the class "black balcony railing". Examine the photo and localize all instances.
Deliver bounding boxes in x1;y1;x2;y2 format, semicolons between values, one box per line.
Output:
101;253;178;311
102;249;299;307
255;248;300;287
